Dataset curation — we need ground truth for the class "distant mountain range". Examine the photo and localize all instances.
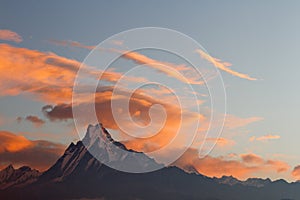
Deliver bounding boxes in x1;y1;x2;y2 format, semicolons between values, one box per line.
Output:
0;124;299;200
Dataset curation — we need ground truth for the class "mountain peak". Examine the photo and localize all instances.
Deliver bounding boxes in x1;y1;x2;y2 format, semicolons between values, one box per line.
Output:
83;123;125;148
4;164;14;171
0;165;40;190
40;124;163;182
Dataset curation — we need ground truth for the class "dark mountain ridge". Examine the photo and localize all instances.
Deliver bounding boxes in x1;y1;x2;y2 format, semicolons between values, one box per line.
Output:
0;124;299;200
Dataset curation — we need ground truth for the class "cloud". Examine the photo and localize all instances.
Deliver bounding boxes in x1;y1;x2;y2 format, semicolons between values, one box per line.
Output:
292;165;300;180
249;134;280;142
48;39;208;85
0;131;65;170
49;39;95;50
42;86;205;153
48;39;257;84
16;115;45;127
0;43;263;169
196;49;257;81
241;153;264;165
0;43;145;103
119;50;204;85
224;114;263;129
42;104;72;121
173;148;290;180
0;29;22;43
0;43;207;156
0;131;33;152
204;137;235;147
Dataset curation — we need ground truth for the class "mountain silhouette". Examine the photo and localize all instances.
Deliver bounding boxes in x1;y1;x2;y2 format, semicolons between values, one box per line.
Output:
0;124;299;200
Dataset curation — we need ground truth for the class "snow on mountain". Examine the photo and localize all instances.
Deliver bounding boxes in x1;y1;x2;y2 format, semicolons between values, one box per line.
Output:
1;124;300;200
40;124;162;182
82;124;163;172
215;175;272;188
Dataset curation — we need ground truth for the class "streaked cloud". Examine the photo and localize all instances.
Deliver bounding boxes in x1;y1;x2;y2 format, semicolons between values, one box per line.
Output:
120;50;205;85
48;39;210;85
0;43;146;103
0;29;22;43
49;39;95;50
0;42;264;170
224;114;263;129
196;49;257;81
249;134;280;142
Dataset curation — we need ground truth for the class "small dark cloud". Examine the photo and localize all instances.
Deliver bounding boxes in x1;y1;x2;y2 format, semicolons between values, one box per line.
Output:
42;104;73;121
16;115;45;127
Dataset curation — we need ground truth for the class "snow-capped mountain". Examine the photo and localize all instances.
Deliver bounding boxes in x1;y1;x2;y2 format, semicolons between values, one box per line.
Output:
82;124;163;172
0;165;40;189
215;175;272;188
1;124;300;200
39;124;162;182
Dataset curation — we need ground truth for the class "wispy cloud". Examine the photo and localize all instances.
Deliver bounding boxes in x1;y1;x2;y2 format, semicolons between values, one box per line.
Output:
119;50;205;85
0;29;22;43
49;39;95;50
196;49;257;81
224;114;263;129
249;134;280;142
0;42;263;169
0;43;145;103
48;39;209;85
49;39;257;83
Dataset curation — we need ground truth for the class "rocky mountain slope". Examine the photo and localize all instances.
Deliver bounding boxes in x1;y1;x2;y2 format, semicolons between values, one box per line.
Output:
0;124;299;200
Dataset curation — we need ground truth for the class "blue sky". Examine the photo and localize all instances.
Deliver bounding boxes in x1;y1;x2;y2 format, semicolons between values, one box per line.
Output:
0;1;300;181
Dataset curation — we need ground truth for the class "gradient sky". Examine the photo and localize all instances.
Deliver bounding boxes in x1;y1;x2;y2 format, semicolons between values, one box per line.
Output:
1;1;300;181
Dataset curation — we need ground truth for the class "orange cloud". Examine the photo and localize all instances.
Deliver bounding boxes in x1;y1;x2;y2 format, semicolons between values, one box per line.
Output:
49;40;208;85
0;43;208;157
0;131;33;152
249;134;280;142
241;153;264;165
49;39;257;84
0;131;65;171
0;42;262;168
43;86;205;154
0;29;22;43
173;149;290;180
292;165;300;180
204;137;235;147
120;50;204;85
0;43;146;103
196;49;257;81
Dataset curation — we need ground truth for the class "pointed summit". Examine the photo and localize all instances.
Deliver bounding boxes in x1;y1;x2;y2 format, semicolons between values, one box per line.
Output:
4;164;14;171
40;124;162;182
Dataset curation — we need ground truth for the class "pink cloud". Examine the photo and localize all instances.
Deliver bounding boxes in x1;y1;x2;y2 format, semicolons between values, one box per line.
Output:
0;29;22;43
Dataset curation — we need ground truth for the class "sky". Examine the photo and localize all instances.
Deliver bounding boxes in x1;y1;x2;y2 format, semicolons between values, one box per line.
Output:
0;1;300;181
